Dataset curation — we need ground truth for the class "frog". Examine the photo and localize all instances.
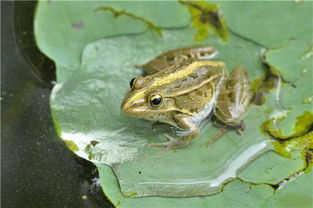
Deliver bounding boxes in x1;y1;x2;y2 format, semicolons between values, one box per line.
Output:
121;46;252;150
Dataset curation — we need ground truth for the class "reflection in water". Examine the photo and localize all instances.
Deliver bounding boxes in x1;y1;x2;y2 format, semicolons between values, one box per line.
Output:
14;1;55;85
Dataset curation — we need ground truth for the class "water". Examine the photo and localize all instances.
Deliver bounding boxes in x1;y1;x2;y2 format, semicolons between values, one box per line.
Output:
1;2;113;207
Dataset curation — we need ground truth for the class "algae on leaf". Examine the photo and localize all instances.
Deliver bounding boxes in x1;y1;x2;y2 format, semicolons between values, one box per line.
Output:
180;0;228;41
263;38;313;139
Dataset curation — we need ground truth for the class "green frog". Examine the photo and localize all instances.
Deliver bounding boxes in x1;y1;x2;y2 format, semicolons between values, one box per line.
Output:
121;46;252;150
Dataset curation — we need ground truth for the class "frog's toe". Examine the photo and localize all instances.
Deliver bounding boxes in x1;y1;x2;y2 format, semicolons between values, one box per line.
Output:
235;128;243;135
150;141;180;153
164;134;177;142
234;120;245;135
150;137;179;149
151;135;192;150
149;134;177;147
150;141;173;147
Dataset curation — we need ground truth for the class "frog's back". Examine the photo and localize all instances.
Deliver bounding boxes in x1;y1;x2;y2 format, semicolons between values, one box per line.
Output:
150;60;227;97
143;61;227;121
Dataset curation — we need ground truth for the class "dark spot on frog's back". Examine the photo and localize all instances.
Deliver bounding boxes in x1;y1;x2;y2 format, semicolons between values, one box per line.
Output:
196;90;203;96
166;56;175;61
189;107;198;113
198;66;209;77
190;72;198;80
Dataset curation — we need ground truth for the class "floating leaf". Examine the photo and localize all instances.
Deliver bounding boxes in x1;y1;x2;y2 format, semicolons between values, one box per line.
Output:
263;38;313;139
34;0;313;207
215;1;313;47
34;0;190;80
50;29;276;197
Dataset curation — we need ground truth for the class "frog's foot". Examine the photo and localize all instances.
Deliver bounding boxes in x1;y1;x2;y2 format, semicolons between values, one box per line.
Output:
151;122;168;132
212;119;226;128
207;121;245;147
150;134;192;151
234;120;245;135
206;127;229;147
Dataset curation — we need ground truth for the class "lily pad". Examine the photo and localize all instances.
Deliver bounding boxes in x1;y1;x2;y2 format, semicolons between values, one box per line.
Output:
51;28;299;198
214;1;313;47
238;151;305;184
263;38;313;138
34;0;190;81
97;162;312;208
34;0;313;207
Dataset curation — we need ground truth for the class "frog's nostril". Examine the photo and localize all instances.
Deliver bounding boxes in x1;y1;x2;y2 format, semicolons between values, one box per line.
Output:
121;100;137;115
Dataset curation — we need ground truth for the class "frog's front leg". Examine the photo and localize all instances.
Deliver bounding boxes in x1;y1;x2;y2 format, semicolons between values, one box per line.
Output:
151;114;199;150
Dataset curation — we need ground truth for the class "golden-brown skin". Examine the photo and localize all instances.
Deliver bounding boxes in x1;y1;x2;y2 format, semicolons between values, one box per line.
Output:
121;46;252;150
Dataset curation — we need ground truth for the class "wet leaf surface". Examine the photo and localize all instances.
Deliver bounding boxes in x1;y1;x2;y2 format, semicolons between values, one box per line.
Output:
98;163;312;208
50;29;273;197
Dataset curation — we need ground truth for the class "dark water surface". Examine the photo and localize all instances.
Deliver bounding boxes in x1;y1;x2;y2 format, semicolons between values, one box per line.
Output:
1;2;113;207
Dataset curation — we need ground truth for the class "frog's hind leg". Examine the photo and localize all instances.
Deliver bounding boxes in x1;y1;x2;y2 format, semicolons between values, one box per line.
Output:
210;67;252;145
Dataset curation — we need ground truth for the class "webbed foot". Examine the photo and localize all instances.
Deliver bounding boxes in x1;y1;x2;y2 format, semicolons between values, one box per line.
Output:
207;121;246;147
150;134;192;153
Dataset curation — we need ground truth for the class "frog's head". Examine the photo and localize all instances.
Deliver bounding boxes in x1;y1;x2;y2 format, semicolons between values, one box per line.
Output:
121;76;176;121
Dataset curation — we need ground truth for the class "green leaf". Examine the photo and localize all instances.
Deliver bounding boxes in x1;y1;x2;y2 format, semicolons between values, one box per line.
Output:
34;1;313;207
34;0;190;80
97;163;312;208
238;151;304;184
263;38;313;138
214;1;313;47
95;6;163;37
51;29;284;198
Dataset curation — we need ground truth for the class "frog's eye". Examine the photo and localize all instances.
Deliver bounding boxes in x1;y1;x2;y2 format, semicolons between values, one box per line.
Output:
129;78;136;88
130;76;145;90
149;94;163;108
